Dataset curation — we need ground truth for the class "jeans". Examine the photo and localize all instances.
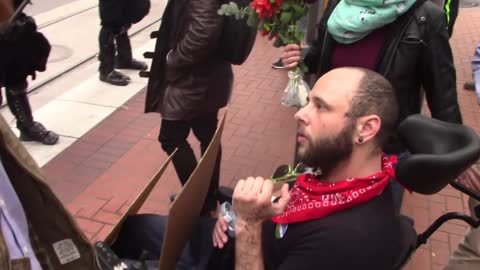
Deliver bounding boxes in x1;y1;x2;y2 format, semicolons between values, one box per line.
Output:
158;111;221;214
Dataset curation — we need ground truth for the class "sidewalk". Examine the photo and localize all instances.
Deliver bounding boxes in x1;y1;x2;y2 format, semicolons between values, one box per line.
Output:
30;6;480;270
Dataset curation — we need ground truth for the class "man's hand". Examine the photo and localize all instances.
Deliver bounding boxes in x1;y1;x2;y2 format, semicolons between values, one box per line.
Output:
458;164;480;191
281;44;302;70
232;177;289;270
212;212;229;249
233;177;290;225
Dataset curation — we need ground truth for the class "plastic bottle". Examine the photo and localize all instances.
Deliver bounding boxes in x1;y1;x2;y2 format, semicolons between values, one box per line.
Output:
220;201;236;238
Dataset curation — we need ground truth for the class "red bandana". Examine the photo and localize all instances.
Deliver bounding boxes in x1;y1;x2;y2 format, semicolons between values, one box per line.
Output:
272;154;397;224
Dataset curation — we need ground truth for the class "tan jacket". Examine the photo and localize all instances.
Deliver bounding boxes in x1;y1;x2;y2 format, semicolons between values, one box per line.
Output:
0;115;101;270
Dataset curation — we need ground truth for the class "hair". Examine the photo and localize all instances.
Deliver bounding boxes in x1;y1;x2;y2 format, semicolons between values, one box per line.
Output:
345;68;399;148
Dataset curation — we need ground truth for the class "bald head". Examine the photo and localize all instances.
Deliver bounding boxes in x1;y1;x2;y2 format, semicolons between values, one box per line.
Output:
311;67;398;147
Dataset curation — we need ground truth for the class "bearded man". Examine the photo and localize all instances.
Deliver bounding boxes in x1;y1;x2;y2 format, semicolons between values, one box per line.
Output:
213;67;415;270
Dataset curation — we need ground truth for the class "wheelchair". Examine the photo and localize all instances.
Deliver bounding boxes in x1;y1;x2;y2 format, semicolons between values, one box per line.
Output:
393;114;480;269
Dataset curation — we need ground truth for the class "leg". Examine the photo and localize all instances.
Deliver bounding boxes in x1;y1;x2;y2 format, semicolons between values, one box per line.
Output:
444;198;480;270
111;214;167;260
191;111;221;214
158;119;197;185
5;81;58;145
115;31;133;65
98;25;130;86
115;29;148;70
98;25;116;76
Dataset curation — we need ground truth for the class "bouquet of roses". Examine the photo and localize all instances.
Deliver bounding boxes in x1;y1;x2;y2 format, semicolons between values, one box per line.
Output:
218;0;318;107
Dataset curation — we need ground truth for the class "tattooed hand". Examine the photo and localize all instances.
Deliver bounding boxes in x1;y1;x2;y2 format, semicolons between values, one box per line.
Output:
232;177;290;225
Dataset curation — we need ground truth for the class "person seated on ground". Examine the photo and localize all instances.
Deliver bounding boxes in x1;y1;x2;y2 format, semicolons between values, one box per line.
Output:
212;67;415;270
444;167;480;270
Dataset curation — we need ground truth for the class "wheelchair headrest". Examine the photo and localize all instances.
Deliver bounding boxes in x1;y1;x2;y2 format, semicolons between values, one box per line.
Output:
395;115;480;195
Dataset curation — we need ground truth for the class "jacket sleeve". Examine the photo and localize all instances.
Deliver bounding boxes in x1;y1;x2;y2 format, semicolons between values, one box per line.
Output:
167;0;223;68
421;6;462;124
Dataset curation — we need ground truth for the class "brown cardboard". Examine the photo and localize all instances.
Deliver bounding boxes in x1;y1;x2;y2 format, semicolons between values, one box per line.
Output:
158;113;226;270
104;149;176;245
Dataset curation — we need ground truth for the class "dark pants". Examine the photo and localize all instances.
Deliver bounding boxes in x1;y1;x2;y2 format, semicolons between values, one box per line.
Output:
98;25;133;74
111;214;220;270
158;111;221;214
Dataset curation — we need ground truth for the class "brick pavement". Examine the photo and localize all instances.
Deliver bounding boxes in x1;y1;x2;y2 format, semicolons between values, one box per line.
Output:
41;7;480;269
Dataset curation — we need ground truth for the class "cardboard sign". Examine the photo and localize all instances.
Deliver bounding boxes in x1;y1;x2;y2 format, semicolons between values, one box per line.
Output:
104;150;176;245
159;113;226;270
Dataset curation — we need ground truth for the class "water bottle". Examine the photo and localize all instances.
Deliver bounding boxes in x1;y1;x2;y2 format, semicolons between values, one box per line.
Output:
220;201;236;238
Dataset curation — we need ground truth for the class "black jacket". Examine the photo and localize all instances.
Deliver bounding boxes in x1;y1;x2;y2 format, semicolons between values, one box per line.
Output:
99;0;150;27
144;0;233;120
305;0;462;128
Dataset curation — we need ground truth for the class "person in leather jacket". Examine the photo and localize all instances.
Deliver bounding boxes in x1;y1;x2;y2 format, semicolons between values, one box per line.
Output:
0;0;59;145
98;0;150;86
281;0;462;213
145;0;233;216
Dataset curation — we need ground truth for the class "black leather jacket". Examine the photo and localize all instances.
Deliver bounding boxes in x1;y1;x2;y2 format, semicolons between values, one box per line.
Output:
305;0;462;127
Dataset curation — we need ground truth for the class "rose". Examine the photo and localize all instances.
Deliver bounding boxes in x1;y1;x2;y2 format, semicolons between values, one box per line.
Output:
252;0;282;19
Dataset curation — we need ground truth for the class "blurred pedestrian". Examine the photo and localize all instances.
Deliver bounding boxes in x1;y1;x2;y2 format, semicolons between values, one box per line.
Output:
0;0;59;145
145;0;233;216
98;0;150;86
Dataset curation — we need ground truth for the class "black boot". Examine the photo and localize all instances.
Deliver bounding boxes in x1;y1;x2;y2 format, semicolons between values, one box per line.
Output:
115;58;148;70
99;70;130;86
6;82;59;145
114;31;148;70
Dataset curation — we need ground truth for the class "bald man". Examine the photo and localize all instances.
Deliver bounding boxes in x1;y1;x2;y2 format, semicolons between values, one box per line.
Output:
212;67;415;270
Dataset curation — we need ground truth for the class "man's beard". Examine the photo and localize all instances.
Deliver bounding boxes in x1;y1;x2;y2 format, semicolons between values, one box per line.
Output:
298;121;355;177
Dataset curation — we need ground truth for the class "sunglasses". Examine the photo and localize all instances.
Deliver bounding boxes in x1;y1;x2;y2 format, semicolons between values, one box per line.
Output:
271;163;310;183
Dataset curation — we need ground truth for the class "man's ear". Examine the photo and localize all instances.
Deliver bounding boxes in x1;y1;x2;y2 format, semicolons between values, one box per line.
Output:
355;115;381;144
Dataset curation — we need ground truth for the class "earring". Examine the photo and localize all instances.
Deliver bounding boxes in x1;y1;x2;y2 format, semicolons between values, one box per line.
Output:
357;137;364;143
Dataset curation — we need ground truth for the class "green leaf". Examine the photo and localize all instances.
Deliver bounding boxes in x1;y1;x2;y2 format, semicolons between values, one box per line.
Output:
292;4;304;15
280;12;292;25
229;2;239;11
294;30;304;44
246;7;259;26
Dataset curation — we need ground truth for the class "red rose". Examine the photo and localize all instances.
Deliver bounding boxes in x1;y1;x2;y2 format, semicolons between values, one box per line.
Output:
252;0;282;19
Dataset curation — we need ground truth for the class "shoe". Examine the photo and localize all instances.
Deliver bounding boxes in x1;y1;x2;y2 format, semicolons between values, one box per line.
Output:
272;58;284;69
19;122;59;145
99;70;130;86
115;59;148;70
464;81;476;91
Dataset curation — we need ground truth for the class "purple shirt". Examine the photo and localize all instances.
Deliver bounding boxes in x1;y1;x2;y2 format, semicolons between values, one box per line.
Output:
0;161;42;270
330;27;388;71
